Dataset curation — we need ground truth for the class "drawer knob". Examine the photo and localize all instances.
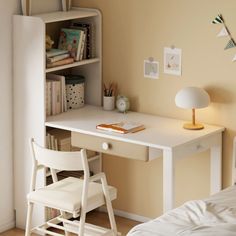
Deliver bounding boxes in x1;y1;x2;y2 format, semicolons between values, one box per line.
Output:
102;142;110;150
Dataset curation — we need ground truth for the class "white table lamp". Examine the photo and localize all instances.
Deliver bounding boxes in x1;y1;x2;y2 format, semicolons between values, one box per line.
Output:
175;87;210;130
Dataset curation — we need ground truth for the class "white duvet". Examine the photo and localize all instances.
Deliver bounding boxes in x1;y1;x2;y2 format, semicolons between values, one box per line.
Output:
128;186;236;236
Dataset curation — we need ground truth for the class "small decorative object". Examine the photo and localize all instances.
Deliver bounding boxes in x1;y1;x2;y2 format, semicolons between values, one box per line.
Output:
116;95;130;113
21;0;71;16
65;75;85;109
103;82;117;111
144;57;159;79
62;0;72;11
212;13;236;61
164;46;182;76
175;87;210;130
21;0;29;15
45;35;54;51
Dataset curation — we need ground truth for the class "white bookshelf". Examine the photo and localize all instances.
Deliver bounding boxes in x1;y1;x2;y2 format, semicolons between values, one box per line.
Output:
13;7;102;229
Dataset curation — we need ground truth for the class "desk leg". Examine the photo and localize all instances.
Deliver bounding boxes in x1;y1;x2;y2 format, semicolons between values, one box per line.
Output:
163;149;174;213
210;133;222;194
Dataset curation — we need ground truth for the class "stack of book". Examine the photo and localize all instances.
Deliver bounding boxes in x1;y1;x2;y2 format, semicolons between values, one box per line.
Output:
46;48;72;68
46;73;67;116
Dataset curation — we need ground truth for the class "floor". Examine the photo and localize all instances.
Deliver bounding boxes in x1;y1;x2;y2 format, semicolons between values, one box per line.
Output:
0;211;140;236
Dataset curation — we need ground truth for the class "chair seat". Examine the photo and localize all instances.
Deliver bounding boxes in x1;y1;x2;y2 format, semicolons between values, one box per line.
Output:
27;177;117;213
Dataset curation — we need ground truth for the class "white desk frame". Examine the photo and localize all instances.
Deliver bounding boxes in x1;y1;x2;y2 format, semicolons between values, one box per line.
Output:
46;105;224;213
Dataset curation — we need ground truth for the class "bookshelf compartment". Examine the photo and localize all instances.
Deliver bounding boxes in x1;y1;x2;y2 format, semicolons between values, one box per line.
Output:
45;11;100;70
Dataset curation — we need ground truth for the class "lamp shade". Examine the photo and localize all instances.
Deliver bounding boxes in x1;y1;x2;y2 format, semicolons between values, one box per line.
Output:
175;87;210;109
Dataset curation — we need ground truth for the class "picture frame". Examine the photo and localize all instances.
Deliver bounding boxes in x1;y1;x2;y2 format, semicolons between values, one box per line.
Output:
144;59;159;79
164;47;182;76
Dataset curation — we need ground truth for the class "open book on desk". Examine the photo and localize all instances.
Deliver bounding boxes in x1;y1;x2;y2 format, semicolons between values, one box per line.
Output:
96;121;145;134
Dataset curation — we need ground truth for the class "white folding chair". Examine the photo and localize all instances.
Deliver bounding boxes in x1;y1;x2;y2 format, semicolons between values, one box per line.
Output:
25;138;118;236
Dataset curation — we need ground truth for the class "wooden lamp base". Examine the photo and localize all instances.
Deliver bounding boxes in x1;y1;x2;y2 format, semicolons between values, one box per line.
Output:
183;108;204;130
183;123;204;130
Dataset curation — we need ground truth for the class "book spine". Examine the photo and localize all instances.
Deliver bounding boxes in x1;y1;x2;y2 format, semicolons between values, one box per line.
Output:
46;81;52;116
62;77;67;112
51;81;61;115
46;49;68;58
72;22;92;59
79;33;86;61
47;57;74;68
90;22;96;58
75;30;84;61
47;53;70;63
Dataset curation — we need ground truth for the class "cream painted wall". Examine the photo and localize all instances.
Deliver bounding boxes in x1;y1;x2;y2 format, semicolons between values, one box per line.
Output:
73;0;236;218
0;0;20;232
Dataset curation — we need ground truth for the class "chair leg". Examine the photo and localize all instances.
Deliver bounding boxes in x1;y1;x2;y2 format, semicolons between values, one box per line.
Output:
25;202;33;236
60;211;70;236
106;200;118;235
78;209;86;236
101;180;118;234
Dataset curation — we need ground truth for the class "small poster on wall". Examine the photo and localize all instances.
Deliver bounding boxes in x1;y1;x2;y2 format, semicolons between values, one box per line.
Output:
164;47;182;76
144;59;159;79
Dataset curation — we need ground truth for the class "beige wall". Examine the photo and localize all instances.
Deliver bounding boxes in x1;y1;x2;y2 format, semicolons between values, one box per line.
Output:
73;0;236;218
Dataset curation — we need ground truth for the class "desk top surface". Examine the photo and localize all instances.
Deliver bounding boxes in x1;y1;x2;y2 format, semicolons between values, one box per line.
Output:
45;105;224;150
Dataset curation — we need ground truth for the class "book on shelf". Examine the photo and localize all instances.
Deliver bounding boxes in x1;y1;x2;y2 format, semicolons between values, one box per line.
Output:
46;74;67;116
79;32;86;61
58;28;84;61
46;48;69;58
47;57;74;68
96;122;145;134
45;80;52;116
46;129;71;151
47;53;70;63
71;21;96;59
71;26;88;59
71;25;88;60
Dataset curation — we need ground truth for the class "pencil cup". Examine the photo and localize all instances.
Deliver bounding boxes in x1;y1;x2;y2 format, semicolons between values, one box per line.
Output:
103;96;115;111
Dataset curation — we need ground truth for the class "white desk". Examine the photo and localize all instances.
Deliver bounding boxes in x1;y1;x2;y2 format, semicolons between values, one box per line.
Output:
46;105;225;213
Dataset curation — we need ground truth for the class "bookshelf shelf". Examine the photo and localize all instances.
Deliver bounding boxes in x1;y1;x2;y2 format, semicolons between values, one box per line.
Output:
35;8;99;23
46;58;100;73
13;7;102;228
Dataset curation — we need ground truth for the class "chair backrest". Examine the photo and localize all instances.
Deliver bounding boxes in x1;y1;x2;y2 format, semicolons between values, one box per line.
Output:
30;138;88;172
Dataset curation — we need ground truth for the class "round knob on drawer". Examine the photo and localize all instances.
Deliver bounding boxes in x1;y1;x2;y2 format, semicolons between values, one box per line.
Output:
102;142;110;150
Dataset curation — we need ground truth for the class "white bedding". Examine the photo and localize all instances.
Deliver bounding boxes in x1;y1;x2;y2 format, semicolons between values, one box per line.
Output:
127;186;236;236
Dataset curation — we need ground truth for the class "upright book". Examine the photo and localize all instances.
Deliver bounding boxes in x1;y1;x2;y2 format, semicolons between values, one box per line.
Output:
47;73;67;113
71;21;96;59
58;28;84;61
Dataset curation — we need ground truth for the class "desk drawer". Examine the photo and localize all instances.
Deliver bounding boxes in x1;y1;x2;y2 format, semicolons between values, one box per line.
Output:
71;132;149;161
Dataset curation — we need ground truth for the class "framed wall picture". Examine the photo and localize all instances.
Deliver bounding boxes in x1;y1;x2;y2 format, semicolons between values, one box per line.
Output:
144;60;159;79
164;47;182;76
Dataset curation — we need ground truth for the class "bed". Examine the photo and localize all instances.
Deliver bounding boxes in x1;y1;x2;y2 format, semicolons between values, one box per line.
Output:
127;185;236;236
